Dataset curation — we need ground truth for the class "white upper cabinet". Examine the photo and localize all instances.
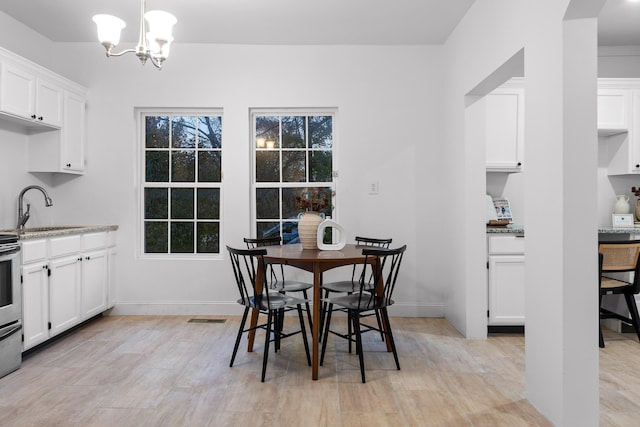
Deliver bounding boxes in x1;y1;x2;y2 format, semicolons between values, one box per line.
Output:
485;80;524;172
597;89;630;135
35;78;64;128
0;63;35;120
0;47;88;175
598;79;640;176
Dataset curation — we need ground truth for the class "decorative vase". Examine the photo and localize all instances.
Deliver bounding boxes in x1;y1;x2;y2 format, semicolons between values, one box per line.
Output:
635;199;640;222
298;211;324;249
615;194;631;214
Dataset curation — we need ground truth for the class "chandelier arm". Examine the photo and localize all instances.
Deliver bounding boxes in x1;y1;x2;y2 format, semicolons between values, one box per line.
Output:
105;48;138;58
147;54;163;70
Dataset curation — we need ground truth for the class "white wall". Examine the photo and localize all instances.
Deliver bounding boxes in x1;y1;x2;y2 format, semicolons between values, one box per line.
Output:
443;0;602;425
0;42;438;317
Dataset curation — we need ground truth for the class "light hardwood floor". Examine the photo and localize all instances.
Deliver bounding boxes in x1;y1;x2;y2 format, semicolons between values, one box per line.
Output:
0;315;637;426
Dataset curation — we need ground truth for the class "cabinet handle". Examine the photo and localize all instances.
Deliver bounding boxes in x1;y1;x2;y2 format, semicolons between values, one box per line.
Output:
86;256;90;260
38;116;43;121
517;162;522;167
66;163;71;168
78;257;82;261
635;164;639;169
31;114;36;119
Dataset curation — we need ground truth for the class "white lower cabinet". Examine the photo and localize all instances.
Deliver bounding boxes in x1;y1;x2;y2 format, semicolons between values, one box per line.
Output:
487;235;525;326
21;231;114;351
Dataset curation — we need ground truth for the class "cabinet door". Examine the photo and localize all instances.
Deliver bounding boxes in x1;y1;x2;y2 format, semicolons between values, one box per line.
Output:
82;249;108;318
0;62;35;119
35;78;63;128
488;255;525;325
49;255;82;335
22;262;49;350
598;89;630;133
485;89;524;171
62;91;85;172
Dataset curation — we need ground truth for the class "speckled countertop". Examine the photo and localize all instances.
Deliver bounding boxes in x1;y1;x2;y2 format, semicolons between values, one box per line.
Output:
487;224;524;234
1;225;118;240
487;224;640;235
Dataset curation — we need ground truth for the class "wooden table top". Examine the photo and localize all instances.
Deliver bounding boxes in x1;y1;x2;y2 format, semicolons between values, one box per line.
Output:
263;243;366;263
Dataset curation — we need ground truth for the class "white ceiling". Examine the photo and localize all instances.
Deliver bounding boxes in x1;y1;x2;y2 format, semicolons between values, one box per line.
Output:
0;0;636;46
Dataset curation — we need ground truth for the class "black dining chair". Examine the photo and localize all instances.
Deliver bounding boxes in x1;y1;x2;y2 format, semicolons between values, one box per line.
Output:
320;245;407;383
227;245;310;382
319;236;392;346
244;237;314;330
598;240;640;348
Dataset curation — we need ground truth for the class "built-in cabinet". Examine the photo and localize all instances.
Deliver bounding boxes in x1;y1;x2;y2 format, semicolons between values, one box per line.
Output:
485;79;524;172
21;231;115;351
598;79;640;176
0;47;87;174
487;234;525;326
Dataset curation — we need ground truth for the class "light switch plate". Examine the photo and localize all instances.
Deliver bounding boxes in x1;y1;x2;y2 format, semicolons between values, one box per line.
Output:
369;181;379;195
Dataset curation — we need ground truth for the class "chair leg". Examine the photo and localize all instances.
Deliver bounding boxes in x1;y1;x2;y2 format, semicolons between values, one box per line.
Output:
374;310;385;342
230;307;250;367
320;303;334;366
599;291;605;348
624;292;640;343
348;310;353;354
381;307;400;370
297;304;311;366
302;289;313;332
262;310;273;382
353;310;366;383
319;289;329;342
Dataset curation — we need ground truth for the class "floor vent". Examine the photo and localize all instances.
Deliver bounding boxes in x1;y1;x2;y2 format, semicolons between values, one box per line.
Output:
188;318;226;324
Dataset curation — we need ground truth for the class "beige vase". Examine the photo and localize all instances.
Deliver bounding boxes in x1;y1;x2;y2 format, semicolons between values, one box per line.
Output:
298;211;324;249
635;199;640;222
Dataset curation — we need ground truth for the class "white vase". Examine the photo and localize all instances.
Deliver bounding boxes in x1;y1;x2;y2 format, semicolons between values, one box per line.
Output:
615;195;631;214
298;211;324;249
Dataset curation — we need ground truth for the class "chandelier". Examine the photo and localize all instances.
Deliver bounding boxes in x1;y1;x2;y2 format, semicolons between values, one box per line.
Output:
92;0;177;70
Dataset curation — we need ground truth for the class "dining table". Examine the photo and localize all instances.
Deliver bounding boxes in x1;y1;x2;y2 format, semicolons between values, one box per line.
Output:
246;243;391;380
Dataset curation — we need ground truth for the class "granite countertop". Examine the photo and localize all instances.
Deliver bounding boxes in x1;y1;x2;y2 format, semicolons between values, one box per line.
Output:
1;225;118;240
487;224;524;234
487;224;640;235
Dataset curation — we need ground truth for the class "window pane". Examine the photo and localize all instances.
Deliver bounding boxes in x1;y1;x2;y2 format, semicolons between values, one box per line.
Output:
310;150;332;182
282;187;301;219
198;151;221;182
282;151;306;182
171;222;194;253
308;116;333;149
171;188;194;219
197;116;222;149
172;116;196;149
282;221;299;244
145;188;168;219
197;188;219;219
256;116;279;148
146;116;170;148
256;188;279;219
146;151;169;182
282;116;305;148
256;151;280;182
197;222;219;253
172;150;196;182
145;222;168;253
257;221;279;239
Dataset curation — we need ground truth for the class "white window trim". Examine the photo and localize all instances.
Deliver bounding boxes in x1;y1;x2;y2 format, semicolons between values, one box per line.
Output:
135;107;224;260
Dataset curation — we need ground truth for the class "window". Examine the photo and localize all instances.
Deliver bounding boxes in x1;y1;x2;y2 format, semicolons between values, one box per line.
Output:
140;111;222;256
252;110;336;244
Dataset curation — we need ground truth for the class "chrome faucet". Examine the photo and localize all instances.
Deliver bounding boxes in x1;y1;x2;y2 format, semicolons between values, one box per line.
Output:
17;185;53;230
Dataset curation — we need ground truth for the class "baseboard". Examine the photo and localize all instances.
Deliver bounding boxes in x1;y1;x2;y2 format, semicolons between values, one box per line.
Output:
107;302;446;317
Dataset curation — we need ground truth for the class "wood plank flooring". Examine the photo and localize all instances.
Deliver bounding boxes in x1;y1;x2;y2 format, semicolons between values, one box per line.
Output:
0;315;637;426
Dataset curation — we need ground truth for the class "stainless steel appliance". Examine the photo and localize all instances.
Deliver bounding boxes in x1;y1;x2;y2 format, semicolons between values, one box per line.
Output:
0;234;22;378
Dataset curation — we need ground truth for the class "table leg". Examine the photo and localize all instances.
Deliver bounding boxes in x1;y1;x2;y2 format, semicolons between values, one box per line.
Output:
247;308;259;352
312;264;321;380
